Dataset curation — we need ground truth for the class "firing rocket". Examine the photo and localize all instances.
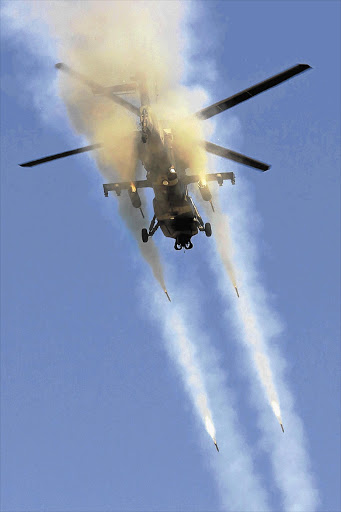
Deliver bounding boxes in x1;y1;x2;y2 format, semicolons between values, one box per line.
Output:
234;286;240;298
214;440;219;452
280;423;284;433
165;290;171;302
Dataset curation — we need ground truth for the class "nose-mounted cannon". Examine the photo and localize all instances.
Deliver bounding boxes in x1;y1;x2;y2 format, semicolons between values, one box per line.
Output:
174;234;193;251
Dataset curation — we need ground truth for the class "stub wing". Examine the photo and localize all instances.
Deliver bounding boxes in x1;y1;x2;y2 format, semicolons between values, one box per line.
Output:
183;172;235;186
103;179;151;197
104;172;234;197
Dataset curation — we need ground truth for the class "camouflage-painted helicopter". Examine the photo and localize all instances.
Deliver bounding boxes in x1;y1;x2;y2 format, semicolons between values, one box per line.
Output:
20;63;311;250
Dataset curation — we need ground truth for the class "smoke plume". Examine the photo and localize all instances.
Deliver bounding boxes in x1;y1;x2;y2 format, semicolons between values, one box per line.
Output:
198;186;284;426
165;308;217;445
205;193;238;288
148;284;270;511
34;0;210;291
204;178;319;510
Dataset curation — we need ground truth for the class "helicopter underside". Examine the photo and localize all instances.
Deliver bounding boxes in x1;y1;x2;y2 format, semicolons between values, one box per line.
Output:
145;196;208;250
160;214;199;250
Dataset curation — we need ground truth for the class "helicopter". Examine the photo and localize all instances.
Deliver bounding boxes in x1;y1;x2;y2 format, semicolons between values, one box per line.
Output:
20;63;311;250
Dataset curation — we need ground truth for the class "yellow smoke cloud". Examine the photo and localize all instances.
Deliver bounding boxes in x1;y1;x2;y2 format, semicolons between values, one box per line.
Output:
44;0;209;182
30;0;211;291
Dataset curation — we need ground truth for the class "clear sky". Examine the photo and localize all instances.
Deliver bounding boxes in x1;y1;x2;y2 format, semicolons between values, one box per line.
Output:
1;1;340;511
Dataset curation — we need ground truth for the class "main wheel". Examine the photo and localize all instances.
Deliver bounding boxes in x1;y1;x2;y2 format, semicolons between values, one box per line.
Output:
142;228;149;243
204;222;212;237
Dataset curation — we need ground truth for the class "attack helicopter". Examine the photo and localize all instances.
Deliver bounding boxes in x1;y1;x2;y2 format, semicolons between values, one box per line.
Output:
20;63;311;250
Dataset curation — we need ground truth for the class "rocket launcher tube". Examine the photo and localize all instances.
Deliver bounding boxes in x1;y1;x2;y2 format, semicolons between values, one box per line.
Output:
198;180;212;202
128;185;142;209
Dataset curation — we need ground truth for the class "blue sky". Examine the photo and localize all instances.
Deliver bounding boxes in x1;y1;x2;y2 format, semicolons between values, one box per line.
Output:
1;1;340;511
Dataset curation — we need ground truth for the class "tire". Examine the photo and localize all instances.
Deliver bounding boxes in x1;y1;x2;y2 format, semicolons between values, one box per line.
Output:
142;228;149;243
204;222;212;237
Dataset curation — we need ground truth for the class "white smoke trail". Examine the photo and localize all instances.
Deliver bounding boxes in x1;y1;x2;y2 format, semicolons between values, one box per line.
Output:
147;283;270;512
163;308;217;445
203;195;283;427
204;177;319;510
116;188;168;292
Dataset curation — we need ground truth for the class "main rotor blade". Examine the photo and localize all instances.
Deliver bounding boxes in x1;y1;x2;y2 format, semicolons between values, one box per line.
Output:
204;141;270;171
19;143;102;167
55;63;140;117
195;63;311;120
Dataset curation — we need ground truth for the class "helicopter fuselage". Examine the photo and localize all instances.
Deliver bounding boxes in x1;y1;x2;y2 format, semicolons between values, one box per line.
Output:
138;112;205;250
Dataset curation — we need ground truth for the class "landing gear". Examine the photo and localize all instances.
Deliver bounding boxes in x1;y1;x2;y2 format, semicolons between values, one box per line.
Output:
205;222;212;237
141;215;160;243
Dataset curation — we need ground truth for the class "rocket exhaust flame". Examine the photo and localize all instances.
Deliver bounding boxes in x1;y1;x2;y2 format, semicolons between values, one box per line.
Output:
271;400;285;433
205;414;216;441
271;400;281;418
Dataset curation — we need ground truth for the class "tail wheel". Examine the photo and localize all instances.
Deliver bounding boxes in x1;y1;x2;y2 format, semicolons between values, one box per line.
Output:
204;222;212;237
142;228;149;243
